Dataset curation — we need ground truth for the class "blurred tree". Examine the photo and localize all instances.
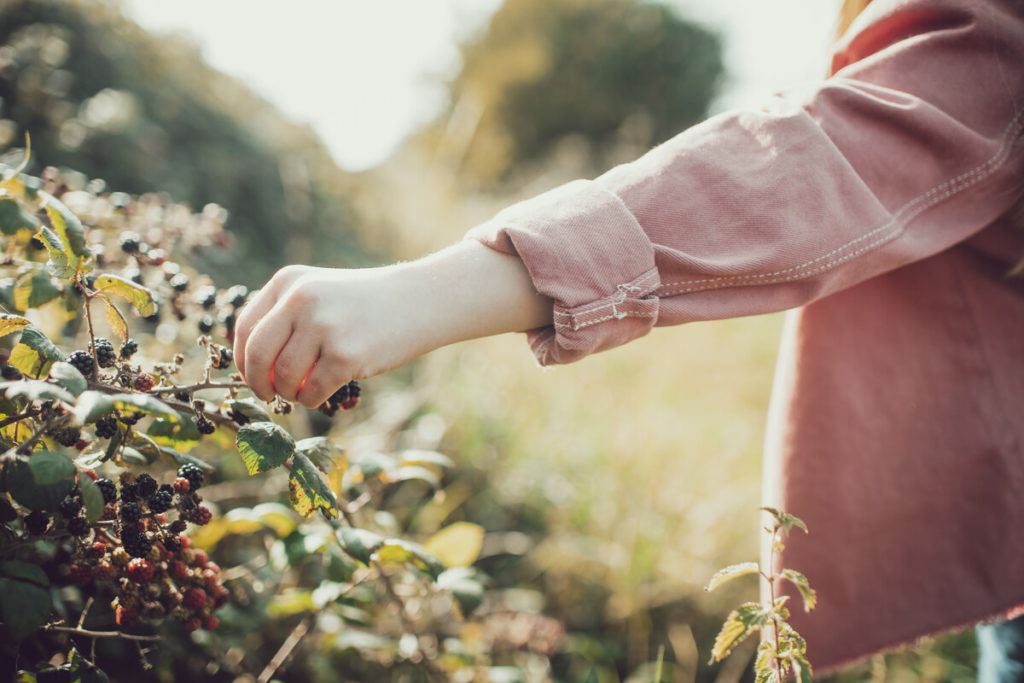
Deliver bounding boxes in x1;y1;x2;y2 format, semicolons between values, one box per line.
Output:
0;0;370;283
429;0;724;186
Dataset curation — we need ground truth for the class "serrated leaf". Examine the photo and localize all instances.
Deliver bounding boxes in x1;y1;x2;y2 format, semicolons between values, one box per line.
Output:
709;602;771;663
296;436;345;495
755;640;781;683
224;397;272;423
336;526;384;565
68;647;111;683
108;393;180;422
9;325;65;378
705;562;760;593
13;272;60;313
779;568;816;612
147;416;202;452
99;295;128;341
35;224;73;278
4;458;74;511
49;362;87;396
423;522;484;568
0;576;52;639
79;473;104;522
288;450;338;517
0;198;38;235
72;391;116;424
0;560;49;587
761;507;808;535
30;451;75;485
93;274;156;317
0;313;31;338
41;191;89;258
236;422;294;476
0;379;75;405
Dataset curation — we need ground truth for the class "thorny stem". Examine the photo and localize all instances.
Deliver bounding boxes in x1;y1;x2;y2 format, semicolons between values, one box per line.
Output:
16;412;71;455
0;407;39;430
42;623;161;643
86;380;238;428
82;293;100;377
147;379;248;396
257;615;311;683
768;523;782;681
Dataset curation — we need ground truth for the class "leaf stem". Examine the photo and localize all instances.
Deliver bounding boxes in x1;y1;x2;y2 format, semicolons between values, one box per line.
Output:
147;379;249;396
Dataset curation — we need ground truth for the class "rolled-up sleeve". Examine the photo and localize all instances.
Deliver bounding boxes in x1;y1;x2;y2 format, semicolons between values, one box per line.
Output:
467;0;1024;366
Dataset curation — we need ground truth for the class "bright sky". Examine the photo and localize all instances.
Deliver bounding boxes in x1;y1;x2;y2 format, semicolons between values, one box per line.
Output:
121;0;840;172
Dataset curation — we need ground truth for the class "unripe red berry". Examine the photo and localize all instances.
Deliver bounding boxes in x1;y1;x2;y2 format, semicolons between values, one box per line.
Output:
68;564;92;587
89;541;107;559
210;583;230;607
191;549;208;567
94;561;116;581
169;559;189;581
173;478;190;494
111;547;131;567
179;534;192;549
341;396;360;411
84;469;98;480
116;605;139;627
183;587;207;610
202;613;219;631
191;506;212;526
134;373;155;392
185;616;202;632
127;558;155;584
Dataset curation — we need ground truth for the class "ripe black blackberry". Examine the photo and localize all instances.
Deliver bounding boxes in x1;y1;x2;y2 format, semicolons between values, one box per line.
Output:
122;530;152;558
227;284;249;308
90;337;117;368
95;416;118;439
178;464;205;490
66;516;90;536
119;231;142;254
169;273;190;292
119;338;139;359
135;473;158;498
119;412;143;426
58;495;82;519
169;519;188;535
24;510;49;535
1;364;21;380
68;350;96;378
55;426;81;448
120;482;139;502
148;489;173;514
198;315;215;334
195;285;217;309
95;477;117;503
119;501;142;524
196;418;216;435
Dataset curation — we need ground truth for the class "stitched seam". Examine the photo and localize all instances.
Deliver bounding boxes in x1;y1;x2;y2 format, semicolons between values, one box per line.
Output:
553;310;658;330
656;109;1024;294
553;268;660;319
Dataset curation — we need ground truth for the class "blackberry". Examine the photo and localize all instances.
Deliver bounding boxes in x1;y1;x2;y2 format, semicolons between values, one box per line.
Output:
135;473;158;498
211;346;232;370
55;426;81;448
24;510;49;535
164;535;182;552
134;373;155;392
95;477;117;503
68;350;96;378
95;416;118;439
120;482;139;502
198;315;215;335
148;489;173;514
196;418;216;435
178;464;205;490
58;495;83;519
67;516;90;536
169;273;190;292
1;363;22;380
119;231;142;254
119;411;143;426
195;285;217;309
228;408;249;426
119;501;142;524
119;338;139;359
122;530;152;559
91;337;117;368
227;284;249;308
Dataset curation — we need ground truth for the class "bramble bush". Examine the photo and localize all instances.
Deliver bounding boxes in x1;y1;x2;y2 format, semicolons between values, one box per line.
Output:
0;145;500;682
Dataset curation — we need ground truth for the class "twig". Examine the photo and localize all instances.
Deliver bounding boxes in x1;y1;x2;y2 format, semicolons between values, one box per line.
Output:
148;380;249;396
16;412;70;455
257;615;311;683
76;597;93;629
0;407;39;431
86;380;238;428
82;294;100;377
42;624;161;642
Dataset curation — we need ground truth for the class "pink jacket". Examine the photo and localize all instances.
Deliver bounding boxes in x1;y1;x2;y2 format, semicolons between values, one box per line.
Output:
467;0;1024;670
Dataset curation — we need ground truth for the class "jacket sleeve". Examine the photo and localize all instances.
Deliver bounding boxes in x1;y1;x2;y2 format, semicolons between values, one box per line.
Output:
465;0;1024;365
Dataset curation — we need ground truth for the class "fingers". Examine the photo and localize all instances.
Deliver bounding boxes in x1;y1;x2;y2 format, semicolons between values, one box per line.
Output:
242;305;297;401
234;267;304;379
272;333;321;402
296;358;350;410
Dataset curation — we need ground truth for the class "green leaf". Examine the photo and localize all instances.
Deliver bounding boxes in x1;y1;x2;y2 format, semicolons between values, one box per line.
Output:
224;397;272;423
352;452;396;478
30;451;75;485
0;560;49;587
0;313;32;338
69;647;111;683
288;450;338;518
0;198;38;235
423;522;485;568
336;526;384;565
160;445;214;471
437;567;485;616
0;379;75;405
49;362;87;396
35;224;73;278
41;191;89;258
108;393;181;422
93;274;156;317
72;391;116;424
296;436;345;496
761;507;808;535
6;457;75;510
377;539;444;579
147;415;202;451
9;325;65;378
12;272;60;313
779;568;816;612
705;561;760;593
79;473;104;523
267;589;314;617
236;422;294;476
709;602;771;663
754;640;781;683
0;576;52;639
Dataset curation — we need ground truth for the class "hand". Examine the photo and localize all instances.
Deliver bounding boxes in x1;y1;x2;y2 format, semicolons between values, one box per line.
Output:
234;241;553;409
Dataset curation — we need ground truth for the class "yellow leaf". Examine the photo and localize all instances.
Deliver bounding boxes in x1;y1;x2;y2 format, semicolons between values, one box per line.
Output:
0;314;31;338
423;522;484;568
94;274;157;317
100;295;129;341
705;561;759;593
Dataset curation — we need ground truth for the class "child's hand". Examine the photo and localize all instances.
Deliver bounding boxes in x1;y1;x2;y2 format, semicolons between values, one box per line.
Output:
234;242;552;409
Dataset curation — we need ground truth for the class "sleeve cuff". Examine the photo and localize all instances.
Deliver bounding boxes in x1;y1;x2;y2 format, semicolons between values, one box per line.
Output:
464;179;660;365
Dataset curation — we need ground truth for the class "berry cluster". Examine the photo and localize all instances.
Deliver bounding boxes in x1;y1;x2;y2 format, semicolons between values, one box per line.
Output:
44;467;226;631
319;380;361;416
